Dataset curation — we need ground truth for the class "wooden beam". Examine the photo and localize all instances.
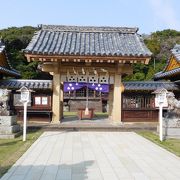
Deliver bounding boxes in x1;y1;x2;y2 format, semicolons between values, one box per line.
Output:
24;54;151;63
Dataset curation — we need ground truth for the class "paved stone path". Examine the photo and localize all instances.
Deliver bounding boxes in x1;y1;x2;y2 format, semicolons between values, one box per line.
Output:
1;132;180;180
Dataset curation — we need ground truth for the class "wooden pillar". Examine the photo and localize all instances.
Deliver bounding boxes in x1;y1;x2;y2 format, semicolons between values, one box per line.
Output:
108;85;113;120
112;73;122;123
52;74;62;123
60;82;64;120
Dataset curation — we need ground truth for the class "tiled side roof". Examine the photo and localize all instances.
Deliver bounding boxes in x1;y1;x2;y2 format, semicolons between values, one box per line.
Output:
123;81;179;91
0;66;21;77
154;68;180;80
154;44;180;80
24;25;152;57
0;79;52;90
0;40;21;77
0;79;178;92
171;44;180;62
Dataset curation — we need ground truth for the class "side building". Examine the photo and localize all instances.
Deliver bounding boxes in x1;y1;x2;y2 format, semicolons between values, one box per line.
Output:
0;40;20;78
154;44;180;94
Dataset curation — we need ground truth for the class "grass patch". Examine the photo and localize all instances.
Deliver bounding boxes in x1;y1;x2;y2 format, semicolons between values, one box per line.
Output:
0;129;42;178
63;111;77;116
137;131;180;157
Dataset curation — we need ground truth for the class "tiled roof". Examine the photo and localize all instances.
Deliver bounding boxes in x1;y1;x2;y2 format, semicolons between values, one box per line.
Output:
0;79;52;90
154;68;180;80
123;81;179;91
24;25;152;57
172;44;180;62
0;66;21;77
154;44;180;80
0;40;21;77
0;79;178;92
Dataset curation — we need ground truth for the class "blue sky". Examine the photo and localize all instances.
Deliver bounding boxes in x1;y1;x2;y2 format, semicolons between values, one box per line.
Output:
0;0;180;34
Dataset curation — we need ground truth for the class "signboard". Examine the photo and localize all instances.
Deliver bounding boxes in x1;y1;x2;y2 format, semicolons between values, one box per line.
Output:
154;88;168;108
155;93;168;108
13;94;31;106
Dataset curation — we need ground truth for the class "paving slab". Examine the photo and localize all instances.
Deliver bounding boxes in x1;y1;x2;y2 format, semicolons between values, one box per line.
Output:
1;131;180;180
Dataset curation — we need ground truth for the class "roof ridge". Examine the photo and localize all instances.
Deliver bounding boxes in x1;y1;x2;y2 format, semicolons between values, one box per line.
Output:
123;81;174;84
40;24;138;33
0;79;52;82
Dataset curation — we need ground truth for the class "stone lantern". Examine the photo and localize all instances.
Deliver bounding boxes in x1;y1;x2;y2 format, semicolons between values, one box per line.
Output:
153;88;168;141
17;86;33;141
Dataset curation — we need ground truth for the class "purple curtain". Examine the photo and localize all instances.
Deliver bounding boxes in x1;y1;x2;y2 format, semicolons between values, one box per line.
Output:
64;82;109;93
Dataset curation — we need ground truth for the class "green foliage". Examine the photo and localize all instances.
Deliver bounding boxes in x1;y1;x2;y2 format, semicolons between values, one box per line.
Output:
0;26;40;79
144;38;160;55
152;29;180;39
0;27;180;80
125;29;180;81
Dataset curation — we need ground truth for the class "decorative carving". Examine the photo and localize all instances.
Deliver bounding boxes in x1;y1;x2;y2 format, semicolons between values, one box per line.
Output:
166;56;180;71
0;89;11;116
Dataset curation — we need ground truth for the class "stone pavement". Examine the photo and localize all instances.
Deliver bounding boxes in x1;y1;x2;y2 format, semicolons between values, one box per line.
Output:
1;132;180;180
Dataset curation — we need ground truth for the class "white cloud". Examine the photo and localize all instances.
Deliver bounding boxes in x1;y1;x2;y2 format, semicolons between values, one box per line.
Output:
148;0;180;29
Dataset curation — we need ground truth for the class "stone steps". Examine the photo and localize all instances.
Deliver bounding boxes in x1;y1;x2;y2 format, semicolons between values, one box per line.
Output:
27;122;157;132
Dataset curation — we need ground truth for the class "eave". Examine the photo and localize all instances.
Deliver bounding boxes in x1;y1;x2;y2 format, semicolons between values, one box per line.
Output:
24;53;151;65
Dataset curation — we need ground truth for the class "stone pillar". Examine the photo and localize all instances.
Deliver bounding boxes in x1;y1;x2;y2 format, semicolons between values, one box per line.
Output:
112;73;122;123
52;74;62;123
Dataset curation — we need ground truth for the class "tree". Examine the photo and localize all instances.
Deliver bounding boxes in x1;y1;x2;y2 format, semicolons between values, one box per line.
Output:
0;26;51;79
1;27;180;80
124;29;180;81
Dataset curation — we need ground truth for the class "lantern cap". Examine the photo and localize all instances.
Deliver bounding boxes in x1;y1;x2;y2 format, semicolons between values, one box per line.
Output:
16;86;34;92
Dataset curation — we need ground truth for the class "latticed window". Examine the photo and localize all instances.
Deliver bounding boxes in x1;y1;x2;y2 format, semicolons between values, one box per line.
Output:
75;88;98;97
123;95;155;109
76;88;86;97
88;89;94;97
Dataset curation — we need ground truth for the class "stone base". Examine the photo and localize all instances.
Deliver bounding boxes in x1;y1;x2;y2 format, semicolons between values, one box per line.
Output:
157;118;180;139
0;115;21;139
0;124;20;134
0;115;17;126
0;131;21;139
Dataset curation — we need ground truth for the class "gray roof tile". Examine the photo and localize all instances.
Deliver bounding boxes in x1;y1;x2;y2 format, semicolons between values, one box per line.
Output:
0;79;178;92
24;25;152;57
123;81;179;91
0;79;52;90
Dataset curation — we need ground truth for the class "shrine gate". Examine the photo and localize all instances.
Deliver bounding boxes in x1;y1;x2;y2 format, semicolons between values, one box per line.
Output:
24;25;152;123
